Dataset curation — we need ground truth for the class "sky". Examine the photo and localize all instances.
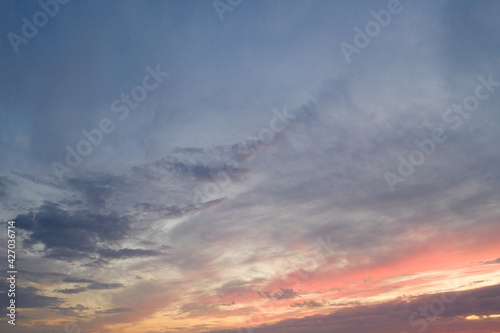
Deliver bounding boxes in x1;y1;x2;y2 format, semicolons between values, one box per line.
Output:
1;0;500;332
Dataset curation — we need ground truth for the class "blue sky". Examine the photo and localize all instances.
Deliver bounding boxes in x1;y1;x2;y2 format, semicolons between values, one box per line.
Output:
1;1;500;332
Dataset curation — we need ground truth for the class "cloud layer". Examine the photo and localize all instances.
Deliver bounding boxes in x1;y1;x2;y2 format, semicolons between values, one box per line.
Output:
1;0;500;332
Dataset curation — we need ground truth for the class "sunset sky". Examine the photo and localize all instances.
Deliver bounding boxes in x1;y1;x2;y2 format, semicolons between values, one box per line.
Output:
1;1;500;332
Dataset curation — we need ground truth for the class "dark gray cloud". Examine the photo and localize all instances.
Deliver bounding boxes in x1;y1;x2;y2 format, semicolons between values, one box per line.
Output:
11;271;126;299
132;141;260;183
62;277;95;283
50;304;88;317
480;258;500;265
274;288;300;300
87;282;124;290
14;202;131;259
290;300;324;308
17;270;68;284
54;280;124;294
258;288;300;300
0;280;63;309
55;287;87;294
17;286;64;309
96;307;133;314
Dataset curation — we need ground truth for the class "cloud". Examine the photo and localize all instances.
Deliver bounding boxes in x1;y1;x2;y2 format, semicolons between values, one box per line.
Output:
133;197;227;221
87;282;124;290
0;281;64;309
0;176;15;198
131;141;259;184
55;287;87;294
216;280;256;295
96;307;133;314
17;270;68;284
478;258;500;265
14;202;131;260
62;277;95;283
180;303;216;314
257;288;300;300
50;304;89;317
290;300;324;308
67;174;128;208
1;1;500;332
54;280;124;295
208;284;500;333
274;288;300;300
97;248;163;260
